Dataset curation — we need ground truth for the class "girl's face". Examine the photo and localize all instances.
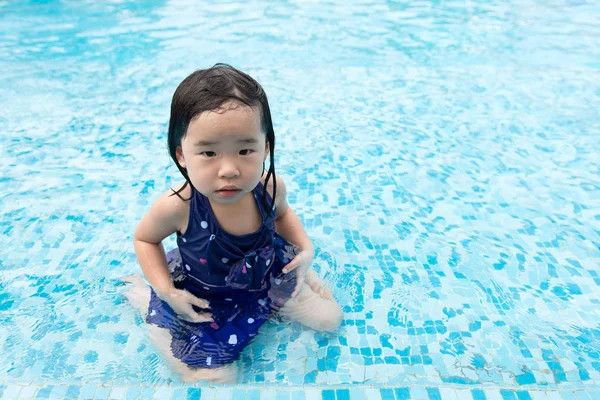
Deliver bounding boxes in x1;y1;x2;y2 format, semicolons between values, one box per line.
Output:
176;101;268;205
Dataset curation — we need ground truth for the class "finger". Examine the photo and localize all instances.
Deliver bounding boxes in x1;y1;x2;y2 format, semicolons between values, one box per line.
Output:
307;280;322;293
190;312;214;323
282;257;299;274
175;304;204;323
177;313;199;323
291;279;303;298
187;294;210;309
320;286;334;300
178;311;213;323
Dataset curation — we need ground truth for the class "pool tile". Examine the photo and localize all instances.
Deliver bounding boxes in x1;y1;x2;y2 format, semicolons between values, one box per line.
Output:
153;386;174;399
140;387;155;399
125;387;140;399
485;390;505;400
380;388;395;400
18;386;38;399
291;390;306;400
394;388;410;399
260;388;275;400
172;388;187;400
199;387;217;399
276;389;291;400
558;392;577;400
365;389;382;400
349;388;366;400
49;385;67;399
321;389;335;400
426;388;442;400
35;386;52;398
3;385;22;399
304;389;321;400
65;386;80;399
438;388;457;400
108;386;126;400
186;387;201;400
515;391;533;400
455;389;472;400
94;386;111;400
529;392;548;400
78;385;95;400
574;391;591;400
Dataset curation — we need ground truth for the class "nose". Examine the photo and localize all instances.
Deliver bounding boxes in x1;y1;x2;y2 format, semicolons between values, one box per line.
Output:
218;158;240;179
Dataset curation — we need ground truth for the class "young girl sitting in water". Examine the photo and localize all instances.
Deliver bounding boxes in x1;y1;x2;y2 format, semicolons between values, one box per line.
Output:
123;63;343;383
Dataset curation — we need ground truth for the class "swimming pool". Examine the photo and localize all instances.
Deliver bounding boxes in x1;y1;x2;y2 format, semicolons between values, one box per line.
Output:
1;0;599;398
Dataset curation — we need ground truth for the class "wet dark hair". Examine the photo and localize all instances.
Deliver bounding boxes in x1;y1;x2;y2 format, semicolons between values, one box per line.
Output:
167;63;276;216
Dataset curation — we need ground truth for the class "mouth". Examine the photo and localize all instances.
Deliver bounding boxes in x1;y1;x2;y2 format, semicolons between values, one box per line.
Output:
215;186;242;198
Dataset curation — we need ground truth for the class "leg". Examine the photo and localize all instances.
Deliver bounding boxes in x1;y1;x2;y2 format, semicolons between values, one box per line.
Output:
121;274;237;383
147;324;237;383
277;279;343;333
304;268;334;300
121;274;152;317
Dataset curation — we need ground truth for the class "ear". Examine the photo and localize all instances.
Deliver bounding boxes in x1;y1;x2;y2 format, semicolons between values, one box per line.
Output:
176;146;186;168
263;141;270;162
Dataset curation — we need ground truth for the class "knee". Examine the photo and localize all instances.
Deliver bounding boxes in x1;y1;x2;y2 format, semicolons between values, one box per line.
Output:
315;302;343;333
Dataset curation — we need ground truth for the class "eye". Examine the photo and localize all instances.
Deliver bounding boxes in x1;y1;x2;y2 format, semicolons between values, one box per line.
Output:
239;149;254;156
200;151;216;157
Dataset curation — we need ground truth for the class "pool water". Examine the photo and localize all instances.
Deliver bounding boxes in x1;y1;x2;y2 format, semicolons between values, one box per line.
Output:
1;0;599;398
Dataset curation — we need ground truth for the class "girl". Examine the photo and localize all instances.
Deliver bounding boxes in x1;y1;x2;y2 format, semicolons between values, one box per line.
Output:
123;63;343;383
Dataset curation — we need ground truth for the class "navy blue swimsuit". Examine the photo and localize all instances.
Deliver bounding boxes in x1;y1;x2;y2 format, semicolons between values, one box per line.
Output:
146;182;297;368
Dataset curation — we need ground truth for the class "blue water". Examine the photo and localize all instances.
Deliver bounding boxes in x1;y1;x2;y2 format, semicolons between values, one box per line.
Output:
1;0;599;392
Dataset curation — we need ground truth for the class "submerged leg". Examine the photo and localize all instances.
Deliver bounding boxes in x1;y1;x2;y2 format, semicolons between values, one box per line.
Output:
121;274;152;317
277;275;343;332
304;268;335;300
147;325;237;383
121;274;237;383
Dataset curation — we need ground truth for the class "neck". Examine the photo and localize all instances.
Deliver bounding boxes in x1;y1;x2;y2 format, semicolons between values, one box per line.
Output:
208;190;254;211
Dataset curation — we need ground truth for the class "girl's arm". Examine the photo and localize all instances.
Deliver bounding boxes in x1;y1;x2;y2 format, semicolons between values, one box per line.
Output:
270;176;314;257
133;185;189;297
133;184;212;323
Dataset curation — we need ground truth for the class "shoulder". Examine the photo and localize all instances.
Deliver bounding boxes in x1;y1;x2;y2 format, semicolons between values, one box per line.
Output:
261;172;289;219
135;182;191;242
161;182;192;225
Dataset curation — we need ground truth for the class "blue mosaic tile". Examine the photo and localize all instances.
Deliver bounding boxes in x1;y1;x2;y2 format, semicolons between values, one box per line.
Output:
336;389;350;400
380;389;395;400
321;389;335;400
575;391;593;400
125;387;140;399
559;392;579;400
394;388;411;399
276;390;291;400
515;392;532;400
500;391;518;400
349;388;366;400
64;386;80;399
94;386;110;400
35;386;52;399
291;390;306;400
2;385;21;399
140;387;155;399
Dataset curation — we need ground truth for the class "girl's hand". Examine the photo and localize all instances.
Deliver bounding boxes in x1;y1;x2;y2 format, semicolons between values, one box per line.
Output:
159;287;213;323
282;250;314;298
